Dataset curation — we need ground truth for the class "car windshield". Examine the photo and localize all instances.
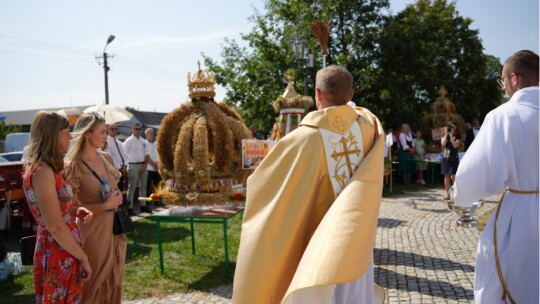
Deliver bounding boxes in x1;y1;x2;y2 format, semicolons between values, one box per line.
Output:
0;153;23;161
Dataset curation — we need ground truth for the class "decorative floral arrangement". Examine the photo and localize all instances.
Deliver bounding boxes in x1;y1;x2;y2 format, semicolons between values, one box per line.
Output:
422;86;465;151
272;94;314;112
156;63;253;207
229;192;246;203
272;71;313;113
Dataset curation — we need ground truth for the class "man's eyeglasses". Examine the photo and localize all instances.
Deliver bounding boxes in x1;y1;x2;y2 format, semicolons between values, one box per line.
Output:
497;75;508;89
109;128;118;131
133;127;141;131
498;73;520;89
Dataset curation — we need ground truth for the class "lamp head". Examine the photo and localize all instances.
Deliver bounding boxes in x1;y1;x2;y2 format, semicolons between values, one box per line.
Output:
106;35;115;45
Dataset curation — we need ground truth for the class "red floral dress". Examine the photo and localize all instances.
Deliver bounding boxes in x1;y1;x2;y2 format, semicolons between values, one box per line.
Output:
23;163;83;304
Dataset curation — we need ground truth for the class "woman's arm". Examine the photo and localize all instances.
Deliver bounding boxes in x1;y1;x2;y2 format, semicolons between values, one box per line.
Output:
32;166;91;280
441;133;448;147
452;136;461;149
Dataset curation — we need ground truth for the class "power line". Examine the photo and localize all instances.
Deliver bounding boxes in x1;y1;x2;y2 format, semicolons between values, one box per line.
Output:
0;34;95;56
0;49;93;63
0;33;182;83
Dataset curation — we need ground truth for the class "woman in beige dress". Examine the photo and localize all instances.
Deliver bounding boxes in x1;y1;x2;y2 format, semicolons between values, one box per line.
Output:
65;112;126;304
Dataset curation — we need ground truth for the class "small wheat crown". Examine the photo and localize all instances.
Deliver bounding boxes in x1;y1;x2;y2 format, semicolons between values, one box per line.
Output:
188;61;216;100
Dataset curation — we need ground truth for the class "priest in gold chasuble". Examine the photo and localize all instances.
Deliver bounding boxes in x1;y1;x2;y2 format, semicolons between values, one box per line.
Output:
233;65;385;304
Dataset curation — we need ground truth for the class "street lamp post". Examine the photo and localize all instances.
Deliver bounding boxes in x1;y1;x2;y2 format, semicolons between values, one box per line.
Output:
293;37;315;96
103;35;115;105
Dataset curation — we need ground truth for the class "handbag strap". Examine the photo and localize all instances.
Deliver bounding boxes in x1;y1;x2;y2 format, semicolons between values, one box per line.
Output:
82;154;110;184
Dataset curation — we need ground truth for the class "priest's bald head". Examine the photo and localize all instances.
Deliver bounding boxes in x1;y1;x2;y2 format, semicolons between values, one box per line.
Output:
315;65;355;110
502;50;539;98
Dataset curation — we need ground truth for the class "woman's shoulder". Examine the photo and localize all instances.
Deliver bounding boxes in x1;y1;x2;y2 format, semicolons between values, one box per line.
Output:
29;162;55;180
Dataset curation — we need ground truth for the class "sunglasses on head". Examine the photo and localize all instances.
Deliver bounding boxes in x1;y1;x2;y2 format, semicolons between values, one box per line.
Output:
91;111;103;120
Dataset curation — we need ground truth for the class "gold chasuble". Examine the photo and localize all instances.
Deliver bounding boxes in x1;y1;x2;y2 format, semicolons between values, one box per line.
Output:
233;105;385;304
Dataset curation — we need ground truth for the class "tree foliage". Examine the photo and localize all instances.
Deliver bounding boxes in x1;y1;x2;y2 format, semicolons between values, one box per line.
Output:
372;0;503;130
205;0;503;136
205;0;390;134
0;121;22;141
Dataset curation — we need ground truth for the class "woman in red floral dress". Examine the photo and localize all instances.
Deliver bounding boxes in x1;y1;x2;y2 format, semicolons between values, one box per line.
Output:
22;111;93;304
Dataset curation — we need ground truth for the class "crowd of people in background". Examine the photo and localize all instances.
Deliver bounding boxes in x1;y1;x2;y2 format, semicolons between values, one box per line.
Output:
386;118;481;199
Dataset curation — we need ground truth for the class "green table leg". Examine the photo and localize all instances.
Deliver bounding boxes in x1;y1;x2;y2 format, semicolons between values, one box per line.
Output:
223;219;230;277
157;220;164;274
190;219;195;254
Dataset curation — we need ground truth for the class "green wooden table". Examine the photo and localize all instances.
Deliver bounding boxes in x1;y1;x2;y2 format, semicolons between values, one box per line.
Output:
150;205;244;277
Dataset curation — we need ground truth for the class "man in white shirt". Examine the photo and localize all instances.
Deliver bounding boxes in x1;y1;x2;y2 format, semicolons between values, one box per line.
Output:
104;123;128;191
123;123;152;215
144;128;162;207
21;145;29;162
453;50;539;303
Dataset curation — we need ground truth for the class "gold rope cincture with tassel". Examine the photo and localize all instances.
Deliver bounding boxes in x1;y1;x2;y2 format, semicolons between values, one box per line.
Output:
493;186;539;304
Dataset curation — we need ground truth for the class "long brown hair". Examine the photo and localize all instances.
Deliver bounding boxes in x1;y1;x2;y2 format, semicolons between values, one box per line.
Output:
27;111;70;173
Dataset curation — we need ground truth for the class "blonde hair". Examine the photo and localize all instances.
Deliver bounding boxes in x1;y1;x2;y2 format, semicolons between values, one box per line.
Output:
65;112;106;174
26;111;70;173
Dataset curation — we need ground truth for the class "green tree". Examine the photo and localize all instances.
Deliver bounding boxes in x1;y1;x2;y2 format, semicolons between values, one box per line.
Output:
370;0;503;130
205;0;502;134
0;121;22;141
204;0;390;133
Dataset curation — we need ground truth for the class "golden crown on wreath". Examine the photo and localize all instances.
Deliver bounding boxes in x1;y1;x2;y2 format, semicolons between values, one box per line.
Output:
187;61;216;100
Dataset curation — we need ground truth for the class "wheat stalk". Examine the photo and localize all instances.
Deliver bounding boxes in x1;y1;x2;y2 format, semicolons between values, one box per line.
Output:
311;20;330;56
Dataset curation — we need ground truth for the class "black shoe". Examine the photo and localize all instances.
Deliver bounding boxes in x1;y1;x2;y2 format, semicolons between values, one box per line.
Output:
128;208;136;216
155;201;166;207
140;206;153;214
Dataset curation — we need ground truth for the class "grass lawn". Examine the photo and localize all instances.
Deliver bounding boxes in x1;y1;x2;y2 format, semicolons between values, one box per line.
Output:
1;213;243;303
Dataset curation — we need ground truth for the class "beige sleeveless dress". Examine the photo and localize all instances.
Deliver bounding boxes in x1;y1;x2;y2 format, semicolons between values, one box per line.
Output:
65;152;127;304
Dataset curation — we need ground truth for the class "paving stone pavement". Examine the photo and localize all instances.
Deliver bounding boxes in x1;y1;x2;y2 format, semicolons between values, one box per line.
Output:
124;188;499;304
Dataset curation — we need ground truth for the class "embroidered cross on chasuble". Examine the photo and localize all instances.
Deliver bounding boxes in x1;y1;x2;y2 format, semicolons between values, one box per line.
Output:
321;122;364;195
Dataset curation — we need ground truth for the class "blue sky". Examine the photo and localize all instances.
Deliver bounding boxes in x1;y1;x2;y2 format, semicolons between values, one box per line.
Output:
0;0;538;113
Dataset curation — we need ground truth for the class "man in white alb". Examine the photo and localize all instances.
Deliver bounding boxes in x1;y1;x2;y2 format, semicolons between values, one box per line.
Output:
123;123;152;215
453;50;539;303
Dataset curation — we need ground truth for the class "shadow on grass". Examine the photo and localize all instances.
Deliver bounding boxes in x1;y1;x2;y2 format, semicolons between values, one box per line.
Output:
129;219;192;245
0;271;35;304
126;219;192;263
383;181;445;198
187;261;235;292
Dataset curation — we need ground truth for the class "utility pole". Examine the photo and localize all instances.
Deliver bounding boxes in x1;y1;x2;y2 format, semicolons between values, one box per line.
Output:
103;52;110;104
97;35;115;105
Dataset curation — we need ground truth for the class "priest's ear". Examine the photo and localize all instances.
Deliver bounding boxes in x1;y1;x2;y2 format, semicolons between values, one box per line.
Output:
315;88;324;110
348;89;355;104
